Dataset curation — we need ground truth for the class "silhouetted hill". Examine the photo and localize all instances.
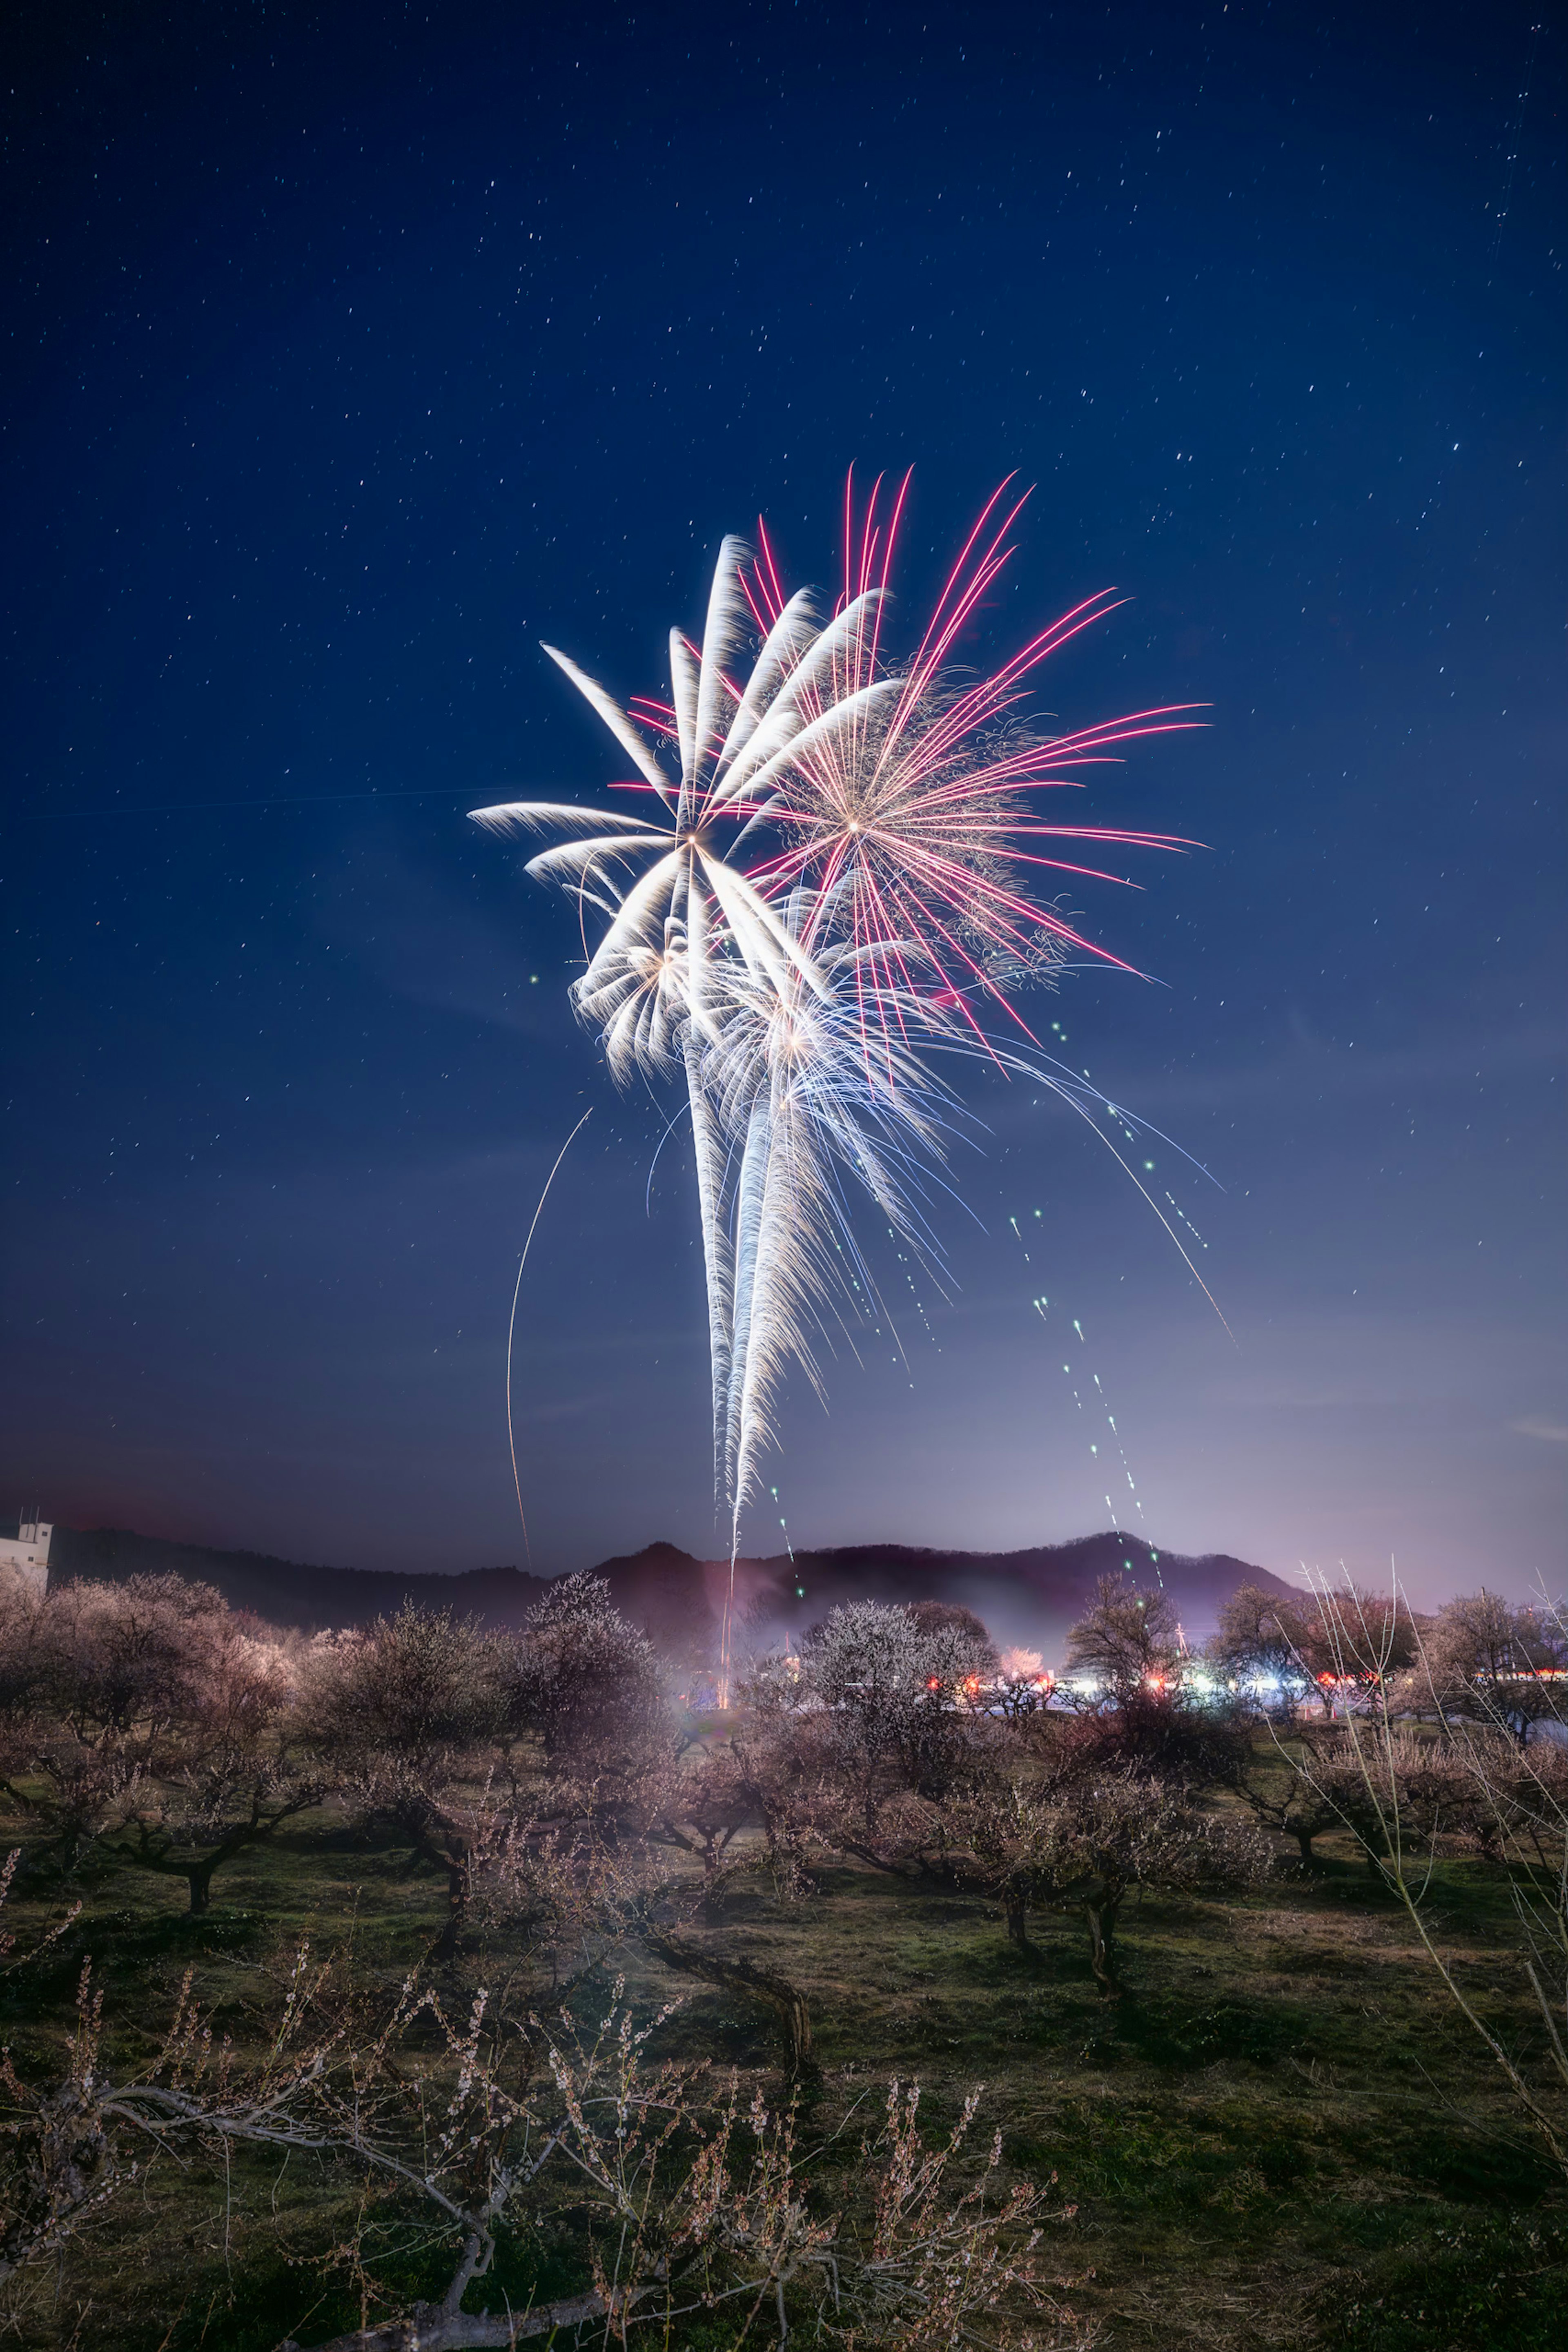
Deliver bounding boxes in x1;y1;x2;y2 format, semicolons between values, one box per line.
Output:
597;1531;1299;1664
42;1523;1298;1662
46;1525;550;1634
771;1533;1297;1651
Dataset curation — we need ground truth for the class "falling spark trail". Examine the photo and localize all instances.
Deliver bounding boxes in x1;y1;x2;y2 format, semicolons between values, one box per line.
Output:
506;1108;595;1561
1013;1242;1163;1586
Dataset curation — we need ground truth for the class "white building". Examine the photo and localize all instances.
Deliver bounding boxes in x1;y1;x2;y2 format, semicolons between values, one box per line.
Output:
0;1516;52;1598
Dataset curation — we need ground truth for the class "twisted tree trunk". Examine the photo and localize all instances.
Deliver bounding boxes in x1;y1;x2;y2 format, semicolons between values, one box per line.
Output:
640;1924;815;2081
287;2286;609;2352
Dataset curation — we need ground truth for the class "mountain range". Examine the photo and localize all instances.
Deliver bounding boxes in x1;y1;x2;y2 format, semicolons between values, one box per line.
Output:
40;1524;1299;1666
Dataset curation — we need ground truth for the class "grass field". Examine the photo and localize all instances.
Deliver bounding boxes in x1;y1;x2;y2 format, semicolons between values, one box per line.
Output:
2;1772;1564;2352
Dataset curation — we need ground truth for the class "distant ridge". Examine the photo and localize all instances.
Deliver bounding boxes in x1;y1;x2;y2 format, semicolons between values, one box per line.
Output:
45;1525;551;1634
40;1523;1296;1663
754;1533;1297;1651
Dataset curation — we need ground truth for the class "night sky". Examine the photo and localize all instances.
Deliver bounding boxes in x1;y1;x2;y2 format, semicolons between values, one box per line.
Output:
4;3;1562;1605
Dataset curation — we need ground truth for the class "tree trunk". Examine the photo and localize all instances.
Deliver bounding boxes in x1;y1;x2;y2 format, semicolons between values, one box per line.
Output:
699;1844;730;1924
187;1865;214;1915
287;2285;610;2352
641;1926;815;2081
1294;1829;1316;1866
432;1862;468;1960
1084;1891;1123;2000
1003;1887;1035;1953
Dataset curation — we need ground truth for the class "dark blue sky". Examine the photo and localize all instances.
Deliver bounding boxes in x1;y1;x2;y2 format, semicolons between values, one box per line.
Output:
4;2;1562;1603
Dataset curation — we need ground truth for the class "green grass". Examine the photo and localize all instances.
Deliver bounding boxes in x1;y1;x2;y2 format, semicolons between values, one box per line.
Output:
1;1788;1562;2351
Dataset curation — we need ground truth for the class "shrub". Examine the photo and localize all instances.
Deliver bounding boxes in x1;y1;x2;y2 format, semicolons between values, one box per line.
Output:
300;1603;504;1768
503;1573;667;1776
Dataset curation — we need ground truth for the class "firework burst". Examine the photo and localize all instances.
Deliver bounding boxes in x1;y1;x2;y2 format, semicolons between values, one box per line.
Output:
474;481;1209;1693
735;475;1204;1064
471;537;895;1500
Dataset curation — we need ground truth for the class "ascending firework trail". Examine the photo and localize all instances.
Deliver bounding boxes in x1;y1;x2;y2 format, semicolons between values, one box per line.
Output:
506;1108;594;1564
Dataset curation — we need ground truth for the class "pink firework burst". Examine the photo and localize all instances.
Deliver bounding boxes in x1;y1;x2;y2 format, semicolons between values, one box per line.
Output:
727;473;1206;1059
